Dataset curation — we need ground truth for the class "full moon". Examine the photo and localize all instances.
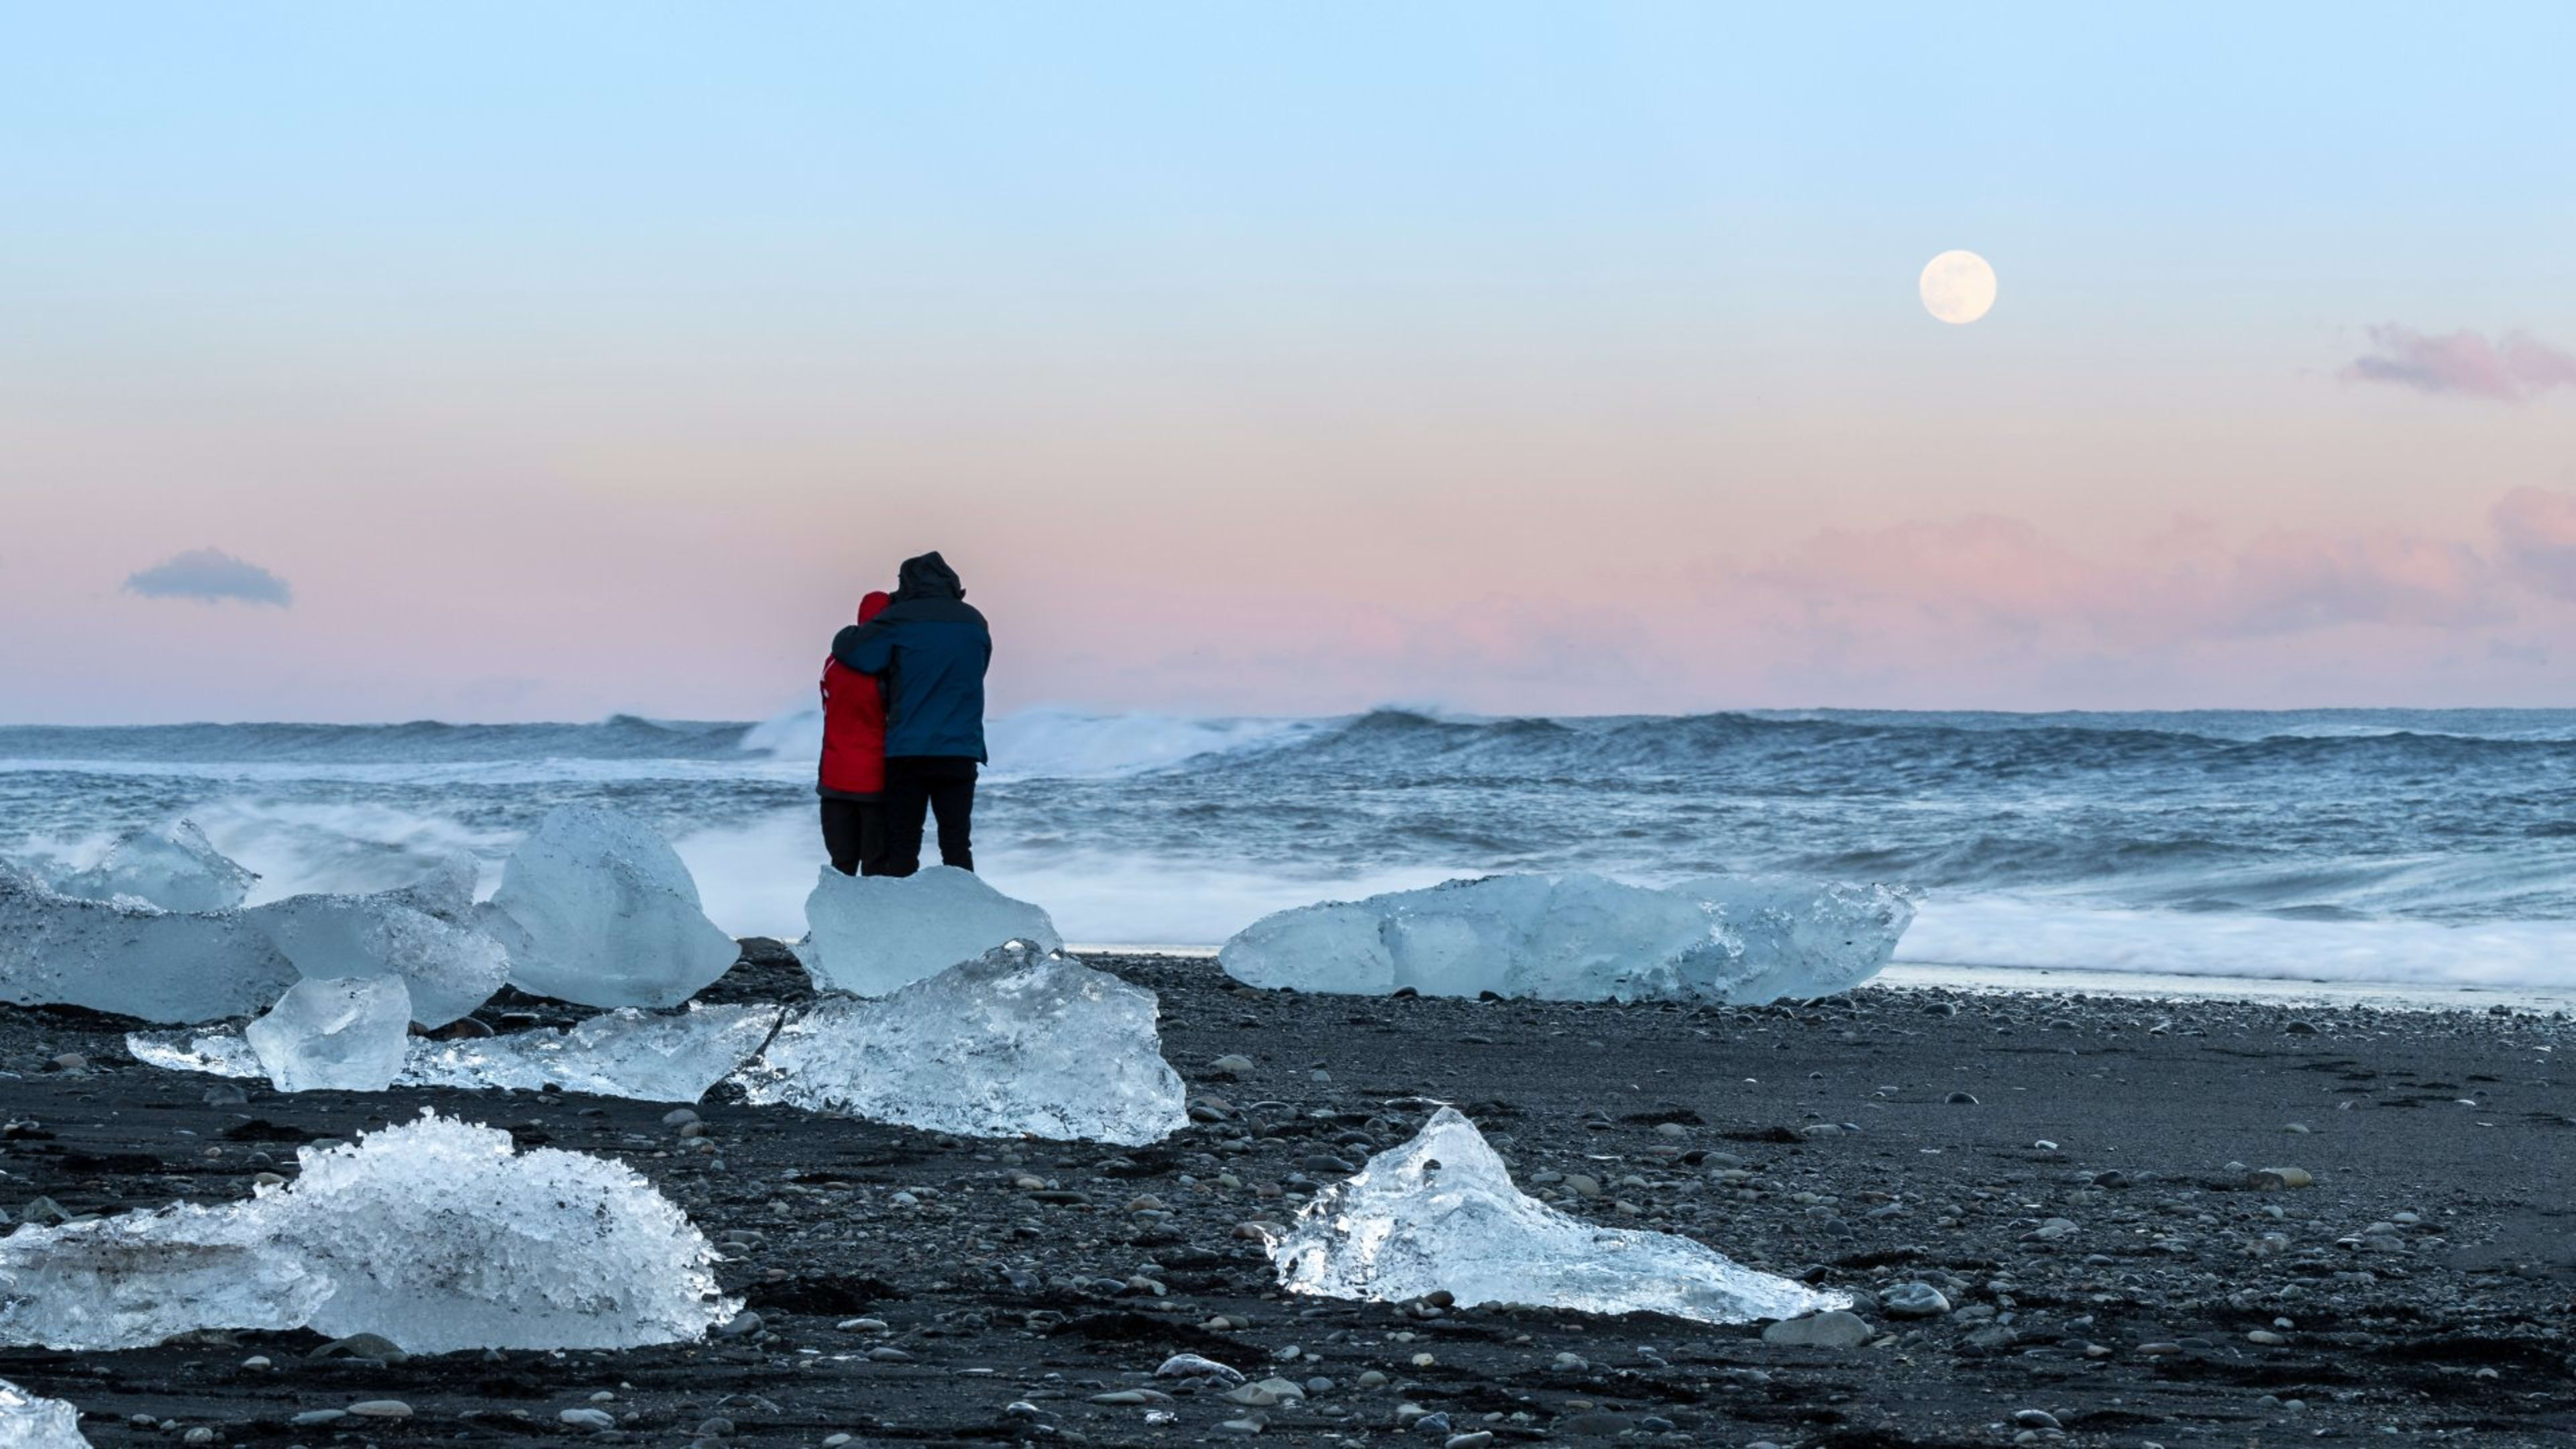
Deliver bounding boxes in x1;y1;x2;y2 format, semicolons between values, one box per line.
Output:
1919;250;1997;324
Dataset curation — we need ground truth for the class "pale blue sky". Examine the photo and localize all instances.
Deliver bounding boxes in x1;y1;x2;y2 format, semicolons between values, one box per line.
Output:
3;3;2573;720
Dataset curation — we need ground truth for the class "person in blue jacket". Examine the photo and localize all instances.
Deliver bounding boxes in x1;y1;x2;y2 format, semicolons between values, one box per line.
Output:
830;551;991;876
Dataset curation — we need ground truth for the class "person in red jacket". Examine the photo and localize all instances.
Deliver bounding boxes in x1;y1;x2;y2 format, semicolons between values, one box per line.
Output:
818;590;893;875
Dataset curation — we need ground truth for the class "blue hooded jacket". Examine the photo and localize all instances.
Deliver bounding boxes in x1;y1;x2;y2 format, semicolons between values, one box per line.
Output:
830;551;991;761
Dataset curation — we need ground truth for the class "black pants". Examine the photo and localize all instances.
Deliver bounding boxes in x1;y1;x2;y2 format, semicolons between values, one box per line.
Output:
820;798;886;876
881;756;977;876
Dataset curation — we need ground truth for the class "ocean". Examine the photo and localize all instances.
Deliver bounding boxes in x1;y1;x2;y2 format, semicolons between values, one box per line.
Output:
7;706;2576;996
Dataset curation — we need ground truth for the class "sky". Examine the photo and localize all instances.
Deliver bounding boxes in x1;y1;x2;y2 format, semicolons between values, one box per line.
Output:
4;2;2574;723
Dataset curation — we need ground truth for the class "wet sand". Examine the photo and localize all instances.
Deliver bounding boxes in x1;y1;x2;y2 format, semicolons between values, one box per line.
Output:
3;946;2572;1447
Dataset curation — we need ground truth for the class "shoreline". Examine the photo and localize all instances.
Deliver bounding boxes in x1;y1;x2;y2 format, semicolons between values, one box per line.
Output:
3;947;2571;1445
1071;945;2576;1015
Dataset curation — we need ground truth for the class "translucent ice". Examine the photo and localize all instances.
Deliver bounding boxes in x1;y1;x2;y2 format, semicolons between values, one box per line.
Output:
0;1112;734;1353
0;1199;324;1350
248;894;508;1028
244;976;415;1092
1219;872;1912;1005
0;861;298;1022
50;819;256;914
404;1003;781;1102
1271;1108;1845;1324
133;1002;782;1104
797;865;1062;996
274;1112;734;1350
740;942;1186;1145
378;851;480;924
0;1375;91;1447
123;1028;263;1079
478;806;739;1009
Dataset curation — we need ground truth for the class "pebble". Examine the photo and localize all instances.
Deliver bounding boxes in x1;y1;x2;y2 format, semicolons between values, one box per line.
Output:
1762;1309;1875;1347
182;1429;214;1444
2246;1166;2315;1190
1445;1435;1495;1448
1158;1352;1246;1385
559;1407;617;1429
288;1410;347;1426
347;1400;413;1419
1945;1091;1979;1105
1211;1055;1256;1075
713;1309;764;1338
1881;1282;1951;1318
2014;1409;2062;1430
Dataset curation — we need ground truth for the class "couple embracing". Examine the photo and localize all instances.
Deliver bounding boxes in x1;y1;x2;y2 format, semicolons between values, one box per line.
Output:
816;551;991;878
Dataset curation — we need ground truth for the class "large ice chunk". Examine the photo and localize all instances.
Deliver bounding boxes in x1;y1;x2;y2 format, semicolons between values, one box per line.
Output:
49;819;256;914
246;894;508;1028
1272;1107;1845;1324
0;1200;325;1351
1;1375;93;1446
1219;872;1911;1004
0;1112;734;1352
741;942;1185;1144
0;862;298;1022
243;976;414;1092
478;806;738;1009
404;1003;781;1102
132;1002;782;1104
798;865;1062;996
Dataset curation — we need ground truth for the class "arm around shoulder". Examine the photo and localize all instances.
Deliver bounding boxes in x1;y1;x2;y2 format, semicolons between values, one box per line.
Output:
833;621;894;674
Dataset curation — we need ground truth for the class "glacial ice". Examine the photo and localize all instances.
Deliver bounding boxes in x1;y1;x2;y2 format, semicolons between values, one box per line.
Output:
122;1028;263;1079
404;1002;781;1102
131;1002;780;1104
798;865;1062;996
244;976;415;1092
1219;872;1912;1004
380;851;480;924
0;1112;734;1352
740;942;1187;1145
0;1199;324;1351
0;1375;90;1447
49;819;256;914
0;861;298;1022
247;893;508;1028
1271;1107;1846;1324
478;806;738;1009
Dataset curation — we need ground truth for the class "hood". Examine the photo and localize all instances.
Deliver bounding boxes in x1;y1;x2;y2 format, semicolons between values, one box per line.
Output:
892;551;964;602
856;590;891;625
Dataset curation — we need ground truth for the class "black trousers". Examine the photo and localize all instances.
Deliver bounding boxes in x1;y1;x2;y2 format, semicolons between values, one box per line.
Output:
881;756;977;876
819;798;886;877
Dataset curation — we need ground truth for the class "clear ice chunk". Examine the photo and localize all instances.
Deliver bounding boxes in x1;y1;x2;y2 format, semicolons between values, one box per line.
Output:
0;1375;90;1447
1271;1107;1847;1324
739;942;1186;1145
0;1112;735;1353
1219;872;1912;1004
243;976;415;1092
246;894;508;1028
403;1003;781;1102
0;1199;325;1351
378;851;480;924
477;806;738;1009
49;819;256;914
123;1028;263;1078
797;865;1062;996
0;861;298;1023
132;1003;782;1104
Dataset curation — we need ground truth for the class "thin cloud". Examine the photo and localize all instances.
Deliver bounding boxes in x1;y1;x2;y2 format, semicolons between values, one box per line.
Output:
123;548;294;606
2490;486;2576;600
2345;325;2576;401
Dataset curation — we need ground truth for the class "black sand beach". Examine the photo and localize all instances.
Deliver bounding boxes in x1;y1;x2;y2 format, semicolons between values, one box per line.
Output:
3;946;2571;1447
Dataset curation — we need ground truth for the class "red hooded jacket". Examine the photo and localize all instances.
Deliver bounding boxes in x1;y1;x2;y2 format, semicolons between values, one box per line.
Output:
818;591;892;797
